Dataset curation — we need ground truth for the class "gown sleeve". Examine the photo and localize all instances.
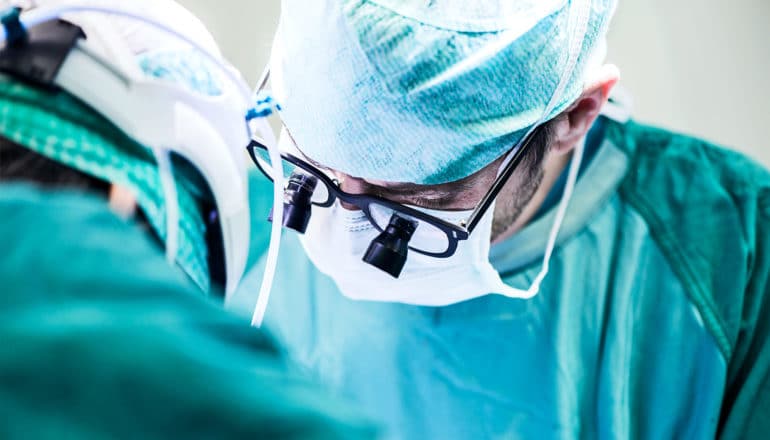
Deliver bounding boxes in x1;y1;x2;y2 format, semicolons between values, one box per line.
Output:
719;188;770;439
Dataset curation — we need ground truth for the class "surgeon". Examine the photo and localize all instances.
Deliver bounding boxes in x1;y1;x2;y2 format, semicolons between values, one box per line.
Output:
232;0;770;438
0;1;376;438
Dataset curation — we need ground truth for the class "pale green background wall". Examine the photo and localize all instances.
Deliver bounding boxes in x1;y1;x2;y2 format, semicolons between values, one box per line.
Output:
179;0;769;166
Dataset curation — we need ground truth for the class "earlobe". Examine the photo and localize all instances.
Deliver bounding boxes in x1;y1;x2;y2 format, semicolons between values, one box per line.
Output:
550;64;620;155
568;88;605;132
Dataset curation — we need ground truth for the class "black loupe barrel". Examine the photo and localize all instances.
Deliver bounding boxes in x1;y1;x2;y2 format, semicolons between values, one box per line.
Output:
269;171;318;234
363;214;417;278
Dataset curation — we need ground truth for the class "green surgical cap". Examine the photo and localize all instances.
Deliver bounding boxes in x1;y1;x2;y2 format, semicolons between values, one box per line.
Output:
0;77;211;292
271;0;617;184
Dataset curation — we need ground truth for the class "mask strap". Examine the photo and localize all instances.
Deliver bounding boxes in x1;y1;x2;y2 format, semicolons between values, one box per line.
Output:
250;106;284;327
528;136;585;294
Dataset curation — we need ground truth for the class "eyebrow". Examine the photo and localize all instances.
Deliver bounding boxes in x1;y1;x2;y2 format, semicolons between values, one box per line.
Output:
371;181;453;198
377;177;480;195
363;180;478;210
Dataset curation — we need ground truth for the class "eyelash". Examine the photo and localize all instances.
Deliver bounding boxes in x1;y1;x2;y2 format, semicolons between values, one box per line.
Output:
407;195;450;209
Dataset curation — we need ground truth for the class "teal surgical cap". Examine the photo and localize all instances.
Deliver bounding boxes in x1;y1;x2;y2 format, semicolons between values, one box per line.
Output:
271;0;617;185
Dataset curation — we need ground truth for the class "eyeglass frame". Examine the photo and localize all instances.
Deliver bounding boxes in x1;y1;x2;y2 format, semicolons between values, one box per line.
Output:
248;68;543;259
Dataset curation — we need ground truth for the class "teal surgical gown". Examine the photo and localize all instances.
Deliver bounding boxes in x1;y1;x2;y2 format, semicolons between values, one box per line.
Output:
0;184;376;439
231;117;770;439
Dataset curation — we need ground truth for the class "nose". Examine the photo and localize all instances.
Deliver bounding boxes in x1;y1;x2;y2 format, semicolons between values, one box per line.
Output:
338;174;366;211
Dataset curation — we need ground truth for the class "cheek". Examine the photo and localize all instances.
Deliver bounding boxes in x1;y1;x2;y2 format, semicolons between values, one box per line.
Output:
498;164;543;202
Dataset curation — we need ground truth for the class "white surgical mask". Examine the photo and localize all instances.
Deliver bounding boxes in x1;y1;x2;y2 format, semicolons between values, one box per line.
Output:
299;201;538;306
298;137;586;307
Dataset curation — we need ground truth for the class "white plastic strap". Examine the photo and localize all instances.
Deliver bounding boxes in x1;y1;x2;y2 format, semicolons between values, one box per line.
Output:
251;116;284;328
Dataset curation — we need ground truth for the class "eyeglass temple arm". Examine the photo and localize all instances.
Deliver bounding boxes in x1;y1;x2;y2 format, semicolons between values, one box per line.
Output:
464;126;542;233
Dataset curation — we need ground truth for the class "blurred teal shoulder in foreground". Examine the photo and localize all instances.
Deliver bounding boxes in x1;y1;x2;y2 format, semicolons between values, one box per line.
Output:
0;183;377;439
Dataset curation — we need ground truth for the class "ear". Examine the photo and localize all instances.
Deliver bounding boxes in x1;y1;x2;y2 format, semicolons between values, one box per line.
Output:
551;64;620;155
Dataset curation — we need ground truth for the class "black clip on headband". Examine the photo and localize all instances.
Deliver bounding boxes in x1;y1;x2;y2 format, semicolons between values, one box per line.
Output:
0;7;84;89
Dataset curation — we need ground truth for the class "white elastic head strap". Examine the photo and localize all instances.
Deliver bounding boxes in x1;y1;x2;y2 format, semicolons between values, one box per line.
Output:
496;0;594;296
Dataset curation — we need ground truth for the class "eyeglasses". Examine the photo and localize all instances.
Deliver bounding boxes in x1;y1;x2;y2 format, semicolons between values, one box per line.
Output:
248;138;469;257
247;122;542;260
